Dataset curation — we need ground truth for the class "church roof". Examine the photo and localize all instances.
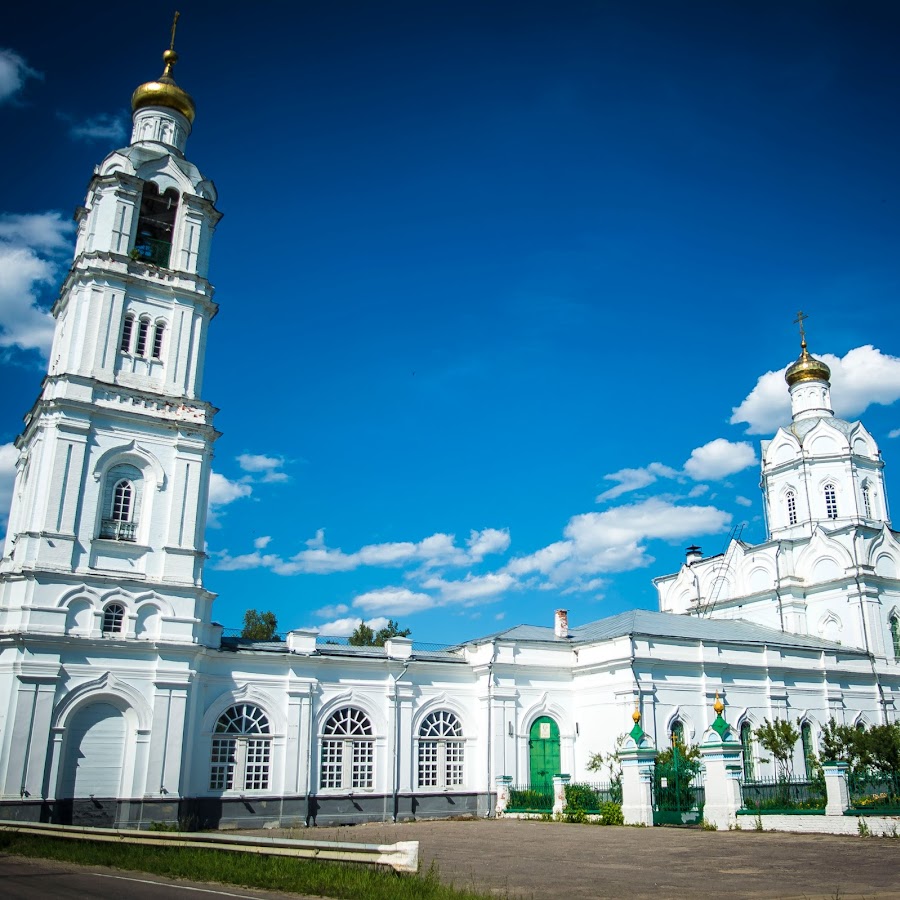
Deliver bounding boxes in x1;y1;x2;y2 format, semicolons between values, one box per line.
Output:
790;414;856;442
471;608;865;654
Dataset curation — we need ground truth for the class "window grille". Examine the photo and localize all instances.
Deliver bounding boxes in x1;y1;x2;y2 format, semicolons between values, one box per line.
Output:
320;707;374;791
136;318;151;356
102;603;125;635
417;710;464;789
786;490;797;526
824;484;838;519
209;704;271;792
152;321;166;360
891;616;900;661
120;314;134;353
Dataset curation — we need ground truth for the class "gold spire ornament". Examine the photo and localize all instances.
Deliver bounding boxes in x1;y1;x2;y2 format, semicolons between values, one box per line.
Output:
131;11;196;124
713;692;724;716
784;310;830;387
632;706;641;724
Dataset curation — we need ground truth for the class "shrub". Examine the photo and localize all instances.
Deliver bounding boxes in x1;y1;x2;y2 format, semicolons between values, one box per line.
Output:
600;801;624;826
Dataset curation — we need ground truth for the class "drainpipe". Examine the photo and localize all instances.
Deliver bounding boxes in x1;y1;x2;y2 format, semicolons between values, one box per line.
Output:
391;662;411;823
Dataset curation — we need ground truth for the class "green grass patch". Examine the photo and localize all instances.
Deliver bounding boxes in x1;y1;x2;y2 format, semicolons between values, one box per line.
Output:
0;832;504;900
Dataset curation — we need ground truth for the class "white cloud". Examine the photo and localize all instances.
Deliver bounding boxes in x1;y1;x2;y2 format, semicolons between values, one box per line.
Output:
0;442;18;527
466;527;511;559
683;439;757;481
237;452;288;483
316;616;390;637
207;471;252;526
506;497;731;588
732;346;900;434
0;213;74;356
420;572;516;605
735;496;753;507
0;49;41;105
352;587;435;616
596;462;678;502
890;428;900;439
687;484;709;498
253;535;272;549
68;113;126;143
313;603;349;618
213;550;279;571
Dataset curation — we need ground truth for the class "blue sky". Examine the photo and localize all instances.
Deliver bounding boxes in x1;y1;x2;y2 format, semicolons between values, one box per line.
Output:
2;2;900;643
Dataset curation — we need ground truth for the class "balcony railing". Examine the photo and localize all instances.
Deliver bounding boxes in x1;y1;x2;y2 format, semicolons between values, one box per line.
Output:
99;519;138;542
133;237;172;268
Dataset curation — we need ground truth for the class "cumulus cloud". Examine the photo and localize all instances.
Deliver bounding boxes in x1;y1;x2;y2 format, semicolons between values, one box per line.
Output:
506;497;731;588
313;603;349;618
420;573;516;605
206;471;252;526
253;535;272;549
316;616;390;637
682;439;757;481
213;550;278;571
0;442;18;527
0;212;74;355
731;346;900;434
237;453;288;483
352;587;435;616
0;49;41;105
735;496;753;507
67;113;127;143
218;525;511;575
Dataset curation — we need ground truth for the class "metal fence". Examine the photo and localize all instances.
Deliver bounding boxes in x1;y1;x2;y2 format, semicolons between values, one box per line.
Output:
848;769;900;813
740;776;826;813
653;766;705;825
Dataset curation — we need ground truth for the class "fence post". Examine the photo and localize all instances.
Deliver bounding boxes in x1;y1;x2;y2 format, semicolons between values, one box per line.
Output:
699;694;743;831
552;774;571;816
823;763;850;816
619;708;656;826
495;775;512;815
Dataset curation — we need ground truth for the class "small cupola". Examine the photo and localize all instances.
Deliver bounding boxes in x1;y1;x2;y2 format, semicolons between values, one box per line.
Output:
131;14;196;125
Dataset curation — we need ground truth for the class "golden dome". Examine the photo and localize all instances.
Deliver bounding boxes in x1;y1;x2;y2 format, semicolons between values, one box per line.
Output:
131;48;196;124
785;341;831;388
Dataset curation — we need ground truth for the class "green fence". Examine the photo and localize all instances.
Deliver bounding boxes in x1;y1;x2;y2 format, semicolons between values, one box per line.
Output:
848;769;900;814
564;781;618;813
739;776;825;813
653;766;705;825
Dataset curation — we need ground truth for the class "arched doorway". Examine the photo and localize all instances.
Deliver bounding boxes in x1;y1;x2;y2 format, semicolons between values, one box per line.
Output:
59;702;126;825
528;716;560;789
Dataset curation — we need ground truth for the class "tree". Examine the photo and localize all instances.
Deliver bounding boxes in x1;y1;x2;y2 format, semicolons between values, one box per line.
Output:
755;718;799;782
348;619;411;647
241;609;279;641
587;733;625;804
820;719;900;776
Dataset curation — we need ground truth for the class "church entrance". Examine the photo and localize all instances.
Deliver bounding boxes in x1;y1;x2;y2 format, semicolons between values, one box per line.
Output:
528;716;560;791
58;702;126;826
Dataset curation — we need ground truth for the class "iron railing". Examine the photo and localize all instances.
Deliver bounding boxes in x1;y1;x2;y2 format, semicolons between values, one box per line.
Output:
99;519;137;542
848;769;900;813
740;776;826;813
564;781;619;812
506;783;554;812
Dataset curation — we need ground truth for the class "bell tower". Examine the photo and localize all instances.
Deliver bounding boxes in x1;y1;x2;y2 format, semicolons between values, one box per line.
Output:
0;26;222;644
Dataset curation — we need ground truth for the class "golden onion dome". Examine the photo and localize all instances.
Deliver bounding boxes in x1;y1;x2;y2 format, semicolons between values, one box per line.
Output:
785;340;831;387
131;48;196;124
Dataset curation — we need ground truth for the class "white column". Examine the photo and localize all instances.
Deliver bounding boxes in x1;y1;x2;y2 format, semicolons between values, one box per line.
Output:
552;774;570;816
823;763;850;816
495;775;512;814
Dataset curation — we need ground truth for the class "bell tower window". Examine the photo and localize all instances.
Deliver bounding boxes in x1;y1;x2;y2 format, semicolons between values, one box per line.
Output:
785;490;797;526
102;602;126;635
824;483;838;519
99;463;141;542
862;483;873;518
134;183;179;268
152;321;166;360
135;317;151;357
119;313;135;353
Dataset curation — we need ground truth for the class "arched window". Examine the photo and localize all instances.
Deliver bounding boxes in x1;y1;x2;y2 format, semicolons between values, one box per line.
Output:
99;463;141;542
134;183;179;267
135;317;151;357
800;722;815;780
862;483;873;519
890;614;900;660
209;704;271;791
119;313;135;353
824;483;838;519
670;720;684;747
151;321;166;360
101;602;125;635
785;490;798;526
320;707;373;790
740;722;755;781
418;710;464;789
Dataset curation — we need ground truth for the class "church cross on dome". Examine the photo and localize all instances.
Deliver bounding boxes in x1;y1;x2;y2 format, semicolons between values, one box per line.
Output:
170;11;181;52
793;309;809;349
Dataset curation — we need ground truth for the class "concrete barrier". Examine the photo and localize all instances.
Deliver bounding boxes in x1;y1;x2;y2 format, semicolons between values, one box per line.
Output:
0;820;419;873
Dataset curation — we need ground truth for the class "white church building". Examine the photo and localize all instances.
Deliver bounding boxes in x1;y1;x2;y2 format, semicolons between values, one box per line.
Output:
1;43;898;830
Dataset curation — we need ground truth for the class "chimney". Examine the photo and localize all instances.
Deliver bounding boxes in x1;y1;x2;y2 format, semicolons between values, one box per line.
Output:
554;609;569;638
685;545;702;565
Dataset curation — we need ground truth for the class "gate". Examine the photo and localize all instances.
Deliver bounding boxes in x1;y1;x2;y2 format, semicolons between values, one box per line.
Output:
652;745;704;825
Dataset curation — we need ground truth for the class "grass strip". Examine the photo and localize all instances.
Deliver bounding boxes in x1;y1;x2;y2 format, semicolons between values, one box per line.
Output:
0;832;502;900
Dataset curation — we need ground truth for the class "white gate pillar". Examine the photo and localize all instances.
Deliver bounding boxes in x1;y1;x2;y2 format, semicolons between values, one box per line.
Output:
699;694;743;831
619;709;656;827
823;762;850;816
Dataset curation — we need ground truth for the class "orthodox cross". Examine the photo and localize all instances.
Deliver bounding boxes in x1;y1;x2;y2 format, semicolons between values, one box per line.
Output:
793;310;808;348
170;11;181;52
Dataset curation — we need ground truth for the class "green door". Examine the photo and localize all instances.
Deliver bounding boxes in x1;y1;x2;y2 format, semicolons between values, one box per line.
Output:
529;716;560;789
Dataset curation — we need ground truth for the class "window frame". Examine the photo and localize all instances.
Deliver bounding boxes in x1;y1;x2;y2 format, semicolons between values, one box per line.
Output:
135;317;151;357
119;313;135;354
739;722;755;781
785;490;797;526
151;320;166;360
101;602;126;636
319;707;375;792
417;710;464;790
889;614;900;661
208;704;272;793
824;483;838;519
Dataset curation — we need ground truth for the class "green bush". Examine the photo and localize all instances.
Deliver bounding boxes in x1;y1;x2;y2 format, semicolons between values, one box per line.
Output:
563;783;600;812
600;801;624;825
